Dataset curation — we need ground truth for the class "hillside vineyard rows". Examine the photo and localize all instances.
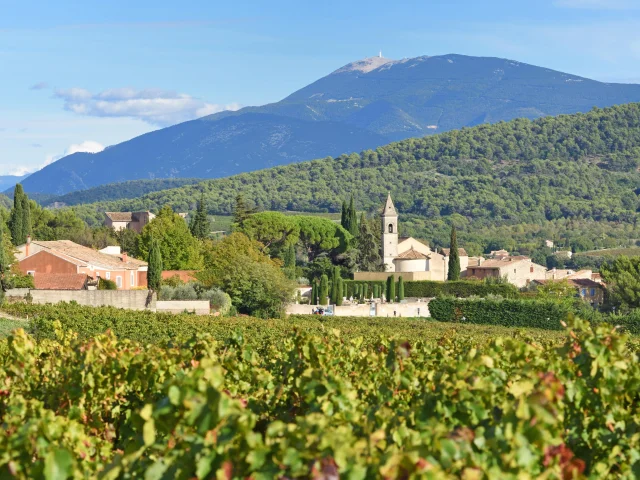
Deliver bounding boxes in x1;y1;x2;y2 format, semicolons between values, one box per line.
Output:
1;310;639;478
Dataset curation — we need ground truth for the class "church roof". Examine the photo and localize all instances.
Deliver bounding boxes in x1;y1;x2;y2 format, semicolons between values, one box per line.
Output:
381;193;397;216
396;247;428;260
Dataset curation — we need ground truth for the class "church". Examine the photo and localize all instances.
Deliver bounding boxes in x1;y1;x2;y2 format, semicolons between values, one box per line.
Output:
353;194;468;282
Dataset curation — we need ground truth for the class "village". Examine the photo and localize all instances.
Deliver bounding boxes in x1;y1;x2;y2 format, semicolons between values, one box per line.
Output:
8;193;605;317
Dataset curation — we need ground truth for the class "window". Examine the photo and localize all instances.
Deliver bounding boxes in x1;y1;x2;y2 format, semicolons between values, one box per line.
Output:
105;272;111;280
530;266;534;273
27;270;35;276
130;272;135;287
116;276;122;288
388;223;394;233
581;288;587;296
590;288;596;297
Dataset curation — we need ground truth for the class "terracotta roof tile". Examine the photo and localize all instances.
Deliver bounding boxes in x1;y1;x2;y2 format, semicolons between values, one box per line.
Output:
440;247;468;256
33;273;87;290
105;212;133;222
396;247;428;260
30;240;147;270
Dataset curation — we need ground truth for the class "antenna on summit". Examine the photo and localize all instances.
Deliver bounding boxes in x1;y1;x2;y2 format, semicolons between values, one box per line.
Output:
379;50;383;58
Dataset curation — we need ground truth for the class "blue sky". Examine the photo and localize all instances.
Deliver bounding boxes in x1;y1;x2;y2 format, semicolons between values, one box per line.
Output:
3;0;640;175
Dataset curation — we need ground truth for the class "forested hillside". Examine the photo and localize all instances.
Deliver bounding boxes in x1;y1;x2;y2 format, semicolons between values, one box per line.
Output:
72;103;640;251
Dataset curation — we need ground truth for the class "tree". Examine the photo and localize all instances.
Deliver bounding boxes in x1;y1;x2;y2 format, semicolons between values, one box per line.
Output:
356;214;382;272
447;225;461;281
138;205;203;270
9;184;24;245
240;212;300;254
386;275;395;303
20;194;31;243
147;239;163;291
536;279;576;302
319;274;329;305
196;232;295;318
347;195;358;236
398;276;405;301
340;201;348;230
330;266;340;305
600;256;640;311
115;228;140;258
293;216;352;262
232;194;257;229
336;277;343;306
190;194;210;239
283;243;296;280
311;281;317;305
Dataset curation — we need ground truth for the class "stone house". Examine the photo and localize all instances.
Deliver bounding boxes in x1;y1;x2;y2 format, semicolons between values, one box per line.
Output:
467;256;547;288
104;211;156;233
533;278;605;307
17;239;147;290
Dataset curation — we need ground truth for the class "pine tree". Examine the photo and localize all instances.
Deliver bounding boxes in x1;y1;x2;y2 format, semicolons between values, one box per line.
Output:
147;238;163;291
398;276;405;301
9;184;24;246
386;275;395;303
319;274;329;305
190;194;210;239
232;194;257;229
447;225;461;281
356;214;382;272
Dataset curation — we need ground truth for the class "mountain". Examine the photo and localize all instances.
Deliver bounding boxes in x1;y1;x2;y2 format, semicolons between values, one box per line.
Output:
0;174;29;193
20;54;640;195
72;103;640;250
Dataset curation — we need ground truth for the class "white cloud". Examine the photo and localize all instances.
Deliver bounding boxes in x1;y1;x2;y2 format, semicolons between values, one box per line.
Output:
53;87;241;126
554;0;639;9
10;140;104;176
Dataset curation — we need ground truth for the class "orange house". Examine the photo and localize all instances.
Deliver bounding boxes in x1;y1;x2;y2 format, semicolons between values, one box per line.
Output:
18;239;148;290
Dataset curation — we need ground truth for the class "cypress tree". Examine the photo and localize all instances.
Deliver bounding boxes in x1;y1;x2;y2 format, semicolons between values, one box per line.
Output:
0;227;7;292
190;194;210;239
372;284;378;299
386;275;395;303
447;225;461;281
20;194;31;243
336;278;343;306
340;201;348;230
330;266;340;304
9;184;24;245
283;243;296;280
398;276;405;301
147;238;163;291
347;195;358;236
319;274;329;305
310;281;317;305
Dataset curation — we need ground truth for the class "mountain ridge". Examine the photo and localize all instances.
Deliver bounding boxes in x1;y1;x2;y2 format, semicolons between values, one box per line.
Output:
19;53;640;195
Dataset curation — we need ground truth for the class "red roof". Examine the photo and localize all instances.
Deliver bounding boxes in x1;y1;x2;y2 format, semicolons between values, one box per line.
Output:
33;273;88;290
161;270;197;282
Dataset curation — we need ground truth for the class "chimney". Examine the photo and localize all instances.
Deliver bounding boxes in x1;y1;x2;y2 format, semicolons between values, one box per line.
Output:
26;235;31;257
122;252;128;263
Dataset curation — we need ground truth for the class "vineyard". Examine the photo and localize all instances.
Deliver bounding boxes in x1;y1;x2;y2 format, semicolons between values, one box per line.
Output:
1;305;640;478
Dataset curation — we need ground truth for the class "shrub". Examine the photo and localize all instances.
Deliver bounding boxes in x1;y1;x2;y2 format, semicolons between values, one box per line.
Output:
173;284;198;300
159;285;175;300
405;280;518;298
98;278;117;290
428;297;571;330
199;288;232;315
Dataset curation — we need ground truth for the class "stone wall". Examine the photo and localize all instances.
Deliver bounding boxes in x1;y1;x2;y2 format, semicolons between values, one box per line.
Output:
22;289;155;310
156;300;210;315
286;301;431;318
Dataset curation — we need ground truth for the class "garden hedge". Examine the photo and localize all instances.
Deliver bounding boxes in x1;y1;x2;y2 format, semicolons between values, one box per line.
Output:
428;297;571;330
405;280;518;298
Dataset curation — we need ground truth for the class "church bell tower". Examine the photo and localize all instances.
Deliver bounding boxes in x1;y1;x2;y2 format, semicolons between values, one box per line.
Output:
381;193;398;271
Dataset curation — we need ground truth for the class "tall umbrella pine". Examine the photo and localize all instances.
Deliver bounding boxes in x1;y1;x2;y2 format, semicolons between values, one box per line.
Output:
147;239;163;291
319;275;329;305
447;225;461;281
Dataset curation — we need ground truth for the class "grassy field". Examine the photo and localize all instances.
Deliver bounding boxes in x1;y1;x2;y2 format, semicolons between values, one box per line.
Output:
577;247;640;257
0;317;25;338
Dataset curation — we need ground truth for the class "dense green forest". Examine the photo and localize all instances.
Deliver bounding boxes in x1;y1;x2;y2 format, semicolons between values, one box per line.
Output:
31;178;203;207
68;103;640;251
